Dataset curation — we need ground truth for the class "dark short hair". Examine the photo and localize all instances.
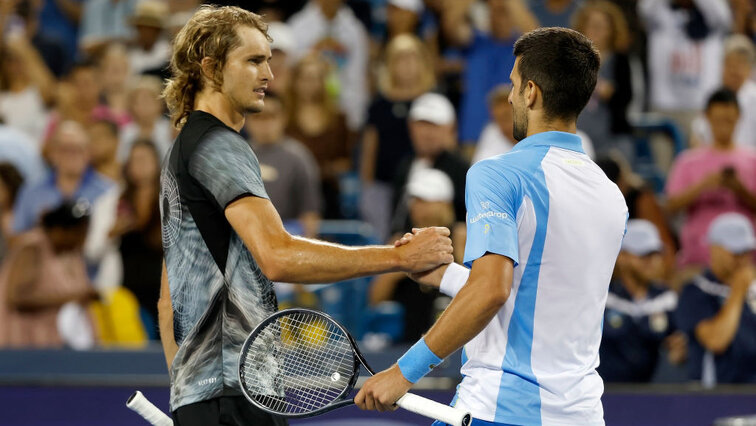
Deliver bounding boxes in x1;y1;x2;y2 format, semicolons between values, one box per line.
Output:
706;88;740;112
513;27;600;121
41;200;91;230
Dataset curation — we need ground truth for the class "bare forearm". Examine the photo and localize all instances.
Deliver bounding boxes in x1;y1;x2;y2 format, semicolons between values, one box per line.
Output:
266;235;401;283
424;279;506;358
696;289;746;354
667;183;707;213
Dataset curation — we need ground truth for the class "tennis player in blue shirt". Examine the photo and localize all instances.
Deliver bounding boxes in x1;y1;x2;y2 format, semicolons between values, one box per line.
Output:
356;27;628;425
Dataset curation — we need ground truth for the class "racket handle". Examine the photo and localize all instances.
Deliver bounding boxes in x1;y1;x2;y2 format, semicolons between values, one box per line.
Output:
396;392;472;426
126;391;174;426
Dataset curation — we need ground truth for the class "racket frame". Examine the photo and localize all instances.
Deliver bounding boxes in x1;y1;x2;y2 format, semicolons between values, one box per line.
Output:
237;308;363;418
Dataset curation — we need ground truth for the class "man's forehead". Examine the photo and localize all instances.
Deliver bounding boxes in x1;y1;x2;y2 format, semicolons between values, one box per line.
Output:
234;25;272;55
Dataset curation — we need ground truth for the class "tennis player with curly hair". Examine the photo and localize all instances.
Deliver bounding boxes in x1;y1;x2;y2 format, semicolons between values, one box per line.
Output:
159;6;454;426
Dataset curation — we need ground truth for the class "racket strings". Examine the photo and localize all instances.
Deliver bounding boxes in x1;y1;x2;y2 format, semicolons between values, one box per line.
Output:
241;312;356;415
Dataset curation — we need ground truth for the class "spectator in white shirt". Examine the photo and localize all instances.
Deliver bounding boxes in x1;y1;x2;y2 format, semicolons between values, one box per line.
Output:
639;0;732;139
691;35;756;149
288;0;369;130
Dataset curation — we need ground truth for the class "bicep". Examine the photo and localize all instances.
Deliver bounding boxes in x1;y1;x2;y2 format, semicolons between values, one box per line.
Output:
225;196;290;267
469;253;514;295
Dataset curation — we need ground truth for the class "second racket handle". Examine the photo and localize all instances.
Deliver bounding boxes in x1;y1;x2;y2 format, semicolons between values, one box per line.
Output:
126;391;174;426
396;392;471;426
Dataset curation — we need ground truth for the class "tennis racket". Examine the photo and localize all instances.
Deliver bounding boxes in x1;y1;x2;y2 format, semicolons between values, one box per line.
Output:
238;308;471;426
126;391;173;426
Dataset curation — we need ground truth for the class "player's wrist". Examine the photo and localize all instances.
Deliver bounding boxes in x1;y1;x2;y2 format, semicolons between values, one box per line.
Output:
393;244;412;272
439;263;470;297
397;338;443;383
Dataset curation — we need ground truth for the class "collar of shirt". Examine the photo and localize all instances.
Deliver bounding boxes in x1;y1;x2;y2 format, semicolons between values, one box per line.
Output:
510;131;585;155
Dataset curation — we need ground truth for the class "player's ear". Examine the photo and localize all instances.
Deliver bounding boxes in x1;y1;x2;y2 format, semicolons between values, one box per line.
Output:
525;80;538;109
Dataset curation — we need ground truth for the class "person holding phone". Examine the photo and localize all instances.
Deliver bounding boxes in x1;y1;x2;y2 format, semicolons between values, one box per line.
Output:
667;89;756;269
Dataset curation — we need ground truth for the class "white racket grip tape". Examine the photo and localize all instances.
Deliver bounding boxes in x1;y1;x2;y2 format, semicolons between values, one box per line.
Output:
126;391;174;426
396;392;471;426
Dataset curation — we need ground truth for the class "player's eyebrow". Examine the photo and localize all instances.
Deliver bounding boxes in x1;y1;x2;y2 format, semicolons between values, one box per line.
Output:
248;54;271;62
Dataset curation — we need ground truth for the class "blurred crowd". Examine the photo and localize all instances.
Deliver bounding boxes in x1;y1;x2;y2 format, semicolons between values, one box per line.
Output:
0;0;755;386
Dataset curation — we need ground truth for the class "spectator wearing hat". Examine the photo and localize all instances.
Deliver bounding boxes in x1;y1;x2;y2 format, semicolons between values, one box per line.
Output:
441;0;538;146
391;93;468;238
675;212;756;384
598;219;686;383
128;0;171;76
246;94;322;239
370;168;463;342
384;0;425;41
666;89;756;268
691;35;756;149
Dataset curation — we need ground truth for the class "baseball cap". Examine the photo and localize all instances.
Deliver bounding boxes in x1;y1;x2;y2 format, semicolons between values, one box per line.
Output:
707;212;756;254
621;219;663;256
408;93;455;126
130;0;168;29
388;0;424;14
406;168;454;202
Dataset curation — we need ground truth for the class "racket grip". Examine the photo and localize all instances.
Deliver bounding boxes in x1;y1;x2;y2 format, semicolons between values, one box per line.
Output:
396;392;471;426
126;391;174;426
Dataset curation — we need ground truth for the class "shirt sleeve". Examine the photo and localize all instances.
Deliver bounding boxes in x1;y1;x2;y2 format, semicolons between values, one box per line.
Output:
188;129;269;208
674;283;718;337
463;161;520;268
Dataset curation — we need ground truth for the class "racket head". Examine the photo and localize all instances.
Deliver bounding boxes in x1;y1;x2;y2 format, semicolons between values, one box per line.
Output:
238;308;361;418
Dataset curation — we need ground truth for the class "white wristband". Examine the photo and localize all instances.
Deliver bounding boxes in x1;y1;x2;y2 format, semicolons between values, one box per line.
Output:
439;263;470;297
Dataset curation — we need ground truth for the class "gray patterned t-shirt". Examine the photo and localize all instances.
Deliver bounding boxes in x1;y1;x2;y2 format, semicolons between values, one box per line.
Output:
160;110;278;411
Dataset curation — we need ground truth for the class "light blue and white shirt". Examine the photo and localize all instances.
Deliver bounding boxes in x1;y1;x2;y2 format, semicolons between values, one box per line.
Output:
439;131;627;425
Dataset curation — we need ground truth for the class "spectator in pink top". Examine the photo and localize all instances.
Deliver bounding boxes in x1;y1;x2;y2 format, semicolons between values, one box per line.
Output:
666;88;756;268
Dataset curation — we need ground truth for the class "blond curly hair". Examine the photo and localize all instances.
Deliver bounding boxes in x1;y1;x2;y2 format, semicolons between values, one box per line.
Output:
163;5;270;129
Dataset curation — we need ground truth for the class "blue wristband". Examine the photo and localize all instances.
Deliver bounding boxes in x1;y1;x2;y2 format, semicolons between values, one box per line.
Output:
396;338;443;383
